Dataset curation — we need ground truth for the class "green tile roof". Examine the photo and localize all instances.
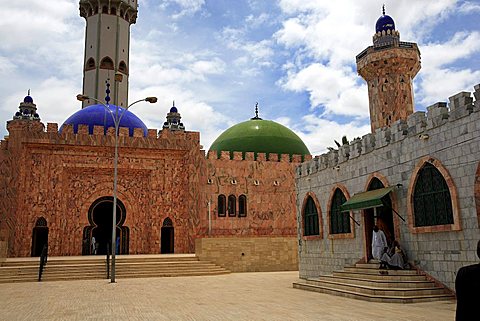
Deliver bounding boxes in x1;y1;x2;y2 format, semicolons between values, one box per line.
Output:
209;119;310;159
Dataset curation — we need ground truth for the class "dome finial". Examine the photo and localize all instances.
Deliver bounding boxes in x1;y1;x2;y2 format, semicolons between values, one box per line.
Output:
28;89;30;96
173;100;175;107
382;4;385;15
255;102;259;118
105;79;111;104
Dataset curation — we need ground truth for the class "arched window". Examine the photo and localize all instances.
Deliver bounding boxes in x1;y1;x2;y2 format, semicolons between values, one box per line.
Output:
100;57;114;70
217;195;226;217
413;163;454;226
85;57;95;71
303;196;319;236
330;188;350;234
102;6;108;14
125;13;130;21
238;195;247;217
228;195;236;217
118;61;128;74
35;217;47;227
111;6;116;15
120;9;124;17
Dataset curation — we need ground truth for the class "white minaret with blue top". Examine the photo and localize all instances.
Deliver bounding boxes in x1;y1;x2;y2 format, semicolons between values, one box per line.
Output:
79;0;138;108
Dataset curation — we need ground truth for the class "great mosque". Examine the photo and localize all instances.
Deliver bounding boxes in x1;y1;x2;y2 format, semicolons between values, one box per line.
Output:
0;0;479;293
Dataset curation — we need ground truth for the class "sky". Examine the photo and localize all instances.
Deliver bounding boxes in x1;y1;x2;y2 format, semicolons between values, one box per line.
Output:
0;0;479;155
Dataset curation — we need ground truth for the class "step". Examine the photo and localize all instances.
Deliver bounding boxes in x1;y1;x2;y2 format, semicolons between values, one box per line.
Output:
343;266;418;275
293;282;455;303
333;271;426;281
305;278;445;297
315;275;436;289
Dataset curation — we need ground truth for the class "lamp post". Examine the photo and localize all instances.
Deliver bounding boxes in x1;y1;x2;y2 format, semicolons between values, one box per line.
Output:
76;93;157;283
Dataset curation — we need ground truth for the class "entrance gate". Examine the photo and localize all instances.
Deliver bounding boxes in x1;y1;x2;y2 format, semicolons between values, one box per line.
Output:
82;196;129;255
31;217;48;257
161;217;174;254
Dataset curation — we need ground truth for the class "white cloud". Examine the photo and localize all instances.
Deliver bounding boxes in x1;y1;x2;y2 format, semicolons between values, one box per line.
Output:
458;1;480;14
279;63;369;117
276;115;370;156
160;0;205;19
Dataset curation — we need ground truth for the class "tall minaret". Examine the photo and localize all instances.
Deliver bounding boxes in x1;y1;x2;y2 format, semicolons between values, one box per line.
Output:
356;6;421;132
79;0;138;108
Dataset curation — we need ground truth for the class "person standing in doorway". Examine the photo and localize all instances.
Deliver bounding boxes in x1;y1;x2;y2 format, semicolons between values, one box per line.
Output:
372;225;387;261
455;240;480;321
91;236;96;255
116;236;120;255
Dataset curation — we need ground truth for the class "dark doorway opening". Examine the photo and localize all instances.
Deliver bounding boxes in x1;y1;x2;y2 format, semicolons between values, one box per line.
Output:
31;217;48;257
161;217;174;254
82;197;129;255
363;178;395;261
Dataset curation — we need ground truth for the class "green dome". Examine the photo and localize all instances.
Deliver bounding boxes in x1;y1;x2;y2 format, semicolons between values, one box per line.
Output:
209;118;310;159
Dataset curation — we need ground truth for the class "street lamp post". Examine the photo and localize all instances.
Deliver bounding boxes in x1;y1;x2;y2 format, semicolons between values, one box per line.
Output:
76;93;157;283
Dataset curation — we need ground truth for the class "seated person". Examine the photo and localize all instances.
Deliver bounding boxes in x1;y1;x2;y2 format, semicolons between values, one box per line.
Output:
380;240;408;269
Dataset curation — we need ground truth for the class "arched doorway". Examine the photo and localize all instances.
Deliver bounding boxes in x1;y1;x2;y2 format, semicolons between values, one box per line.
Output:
161;217;174;254
31;217;48;257
82;197;129;255
363;178;395;261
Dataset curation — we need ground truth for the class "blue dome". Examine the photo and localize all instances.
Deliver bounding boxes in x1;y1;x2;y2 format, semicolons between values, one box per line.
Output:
60;104;148;136
170;106;178;113
375;14;395;33
24;95;34;103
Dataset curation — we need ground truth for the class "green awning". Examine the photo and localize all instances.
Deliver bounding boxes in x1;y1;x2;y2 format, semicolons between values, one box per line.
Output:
341;186;395;212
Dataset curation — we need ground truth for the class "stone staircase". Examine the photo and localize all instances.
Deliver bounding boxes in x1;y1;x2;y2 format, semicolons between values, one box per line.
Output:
293;263;455;303
0;254;229;283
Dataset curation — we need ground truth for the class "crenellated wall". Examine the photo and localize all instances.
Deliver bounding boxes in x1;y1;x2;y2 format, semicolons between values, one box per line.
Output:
296;84;480;290
205;150;310;237
0;119;311;258
0;121;206;256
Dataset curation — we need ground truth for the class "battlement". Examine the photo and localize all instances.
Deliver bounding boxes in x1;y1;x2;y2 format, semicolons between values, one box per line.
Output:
4;123;201;151
297;83;480;177
207;150;312;164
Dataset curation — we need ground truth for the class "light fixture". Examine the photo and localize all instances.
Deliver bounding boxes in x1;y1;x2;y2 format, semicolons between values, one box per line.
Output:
419;133;429;140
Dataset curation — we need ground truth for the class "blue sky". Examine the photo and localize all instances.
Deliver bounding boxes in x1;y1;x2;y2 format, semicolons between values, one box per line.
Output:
0;0;479;155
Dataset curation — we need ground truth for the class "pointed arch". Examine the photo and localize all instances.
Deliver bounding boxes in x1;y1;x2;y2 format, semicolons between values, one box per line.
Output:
100;56;114;70
85;57;96;71
327;184;355;239
31;217;48;257
407;156;461;233
301;192;322;239
118;61;128;74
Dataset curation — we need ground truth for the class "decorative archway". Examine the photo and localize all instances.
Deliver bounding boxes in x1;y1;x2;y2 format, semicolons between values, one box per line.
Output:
161;217;174;254
31;217;48;257
82;196;129;255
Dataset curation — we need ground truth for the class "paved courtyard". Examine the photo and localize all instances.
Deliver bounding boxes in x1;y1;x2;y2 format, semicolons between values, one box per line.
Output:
0;272;455;321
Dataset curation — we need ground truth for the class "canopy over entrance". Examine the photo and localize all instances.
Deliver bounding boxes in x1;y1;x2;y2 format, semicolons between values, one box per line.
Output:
341;186;395;212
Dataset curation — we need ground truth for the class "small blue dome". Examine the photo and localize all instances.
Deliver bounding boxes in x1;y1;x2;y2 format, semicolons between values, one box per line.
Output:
24;95;34;103
60;104;148;136
170;106;178;113
375;14;395;33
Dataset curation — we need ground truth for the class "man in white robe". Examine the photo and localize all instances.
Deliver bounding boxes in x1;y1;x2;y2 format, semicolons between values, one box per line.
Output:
372;225;387;261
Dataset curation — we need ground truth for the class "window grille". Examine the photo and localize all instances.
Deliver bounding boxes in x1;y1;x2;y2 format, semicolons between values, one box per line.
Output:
303;196;319;236
413;163;454;226
330;189;350;234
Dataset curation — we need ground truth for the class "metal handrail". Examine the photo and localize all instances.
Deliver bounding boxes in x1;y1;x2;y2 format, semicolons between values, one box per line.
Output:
106;243;110;279
38;244;48;281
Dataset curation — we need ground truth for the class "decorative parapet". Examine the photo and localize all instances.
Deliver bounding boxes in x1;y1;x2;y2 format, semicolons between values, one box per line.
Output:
207;150;308;163
4;123;202;151
296;83;480;178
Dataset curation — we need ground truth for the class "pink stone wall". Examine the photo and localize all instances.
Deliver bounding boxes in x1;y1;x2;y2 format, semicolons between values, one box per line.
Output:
0;120;305;257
